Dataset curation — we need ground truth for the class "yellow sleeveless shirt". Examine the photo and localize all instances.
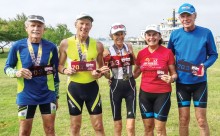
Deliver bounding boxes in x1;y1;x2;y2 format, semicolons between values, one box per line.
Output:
66;36;98;83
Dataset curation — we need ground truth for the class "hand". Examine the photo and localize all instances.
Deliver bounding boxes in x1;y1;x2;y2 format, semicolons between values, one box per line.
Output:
64;67;76;76
193;64;204;77
91;70;102;79
99;66;110;75
160;74;173;83
16;68;32;79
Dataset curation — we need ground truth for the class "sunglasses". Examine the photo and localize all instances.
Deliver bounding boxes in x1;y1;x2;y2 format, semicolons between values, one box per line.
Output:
28;15;45;22
111;25;125;30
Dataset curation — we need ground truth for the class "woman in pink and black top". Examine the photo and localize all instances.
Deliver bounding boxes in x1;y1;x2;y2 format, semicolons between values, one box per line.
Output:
133;24;177;136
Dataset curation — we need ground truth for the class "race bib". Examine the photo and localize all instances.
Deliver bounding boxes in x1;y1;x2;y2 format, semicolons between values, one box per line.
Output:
71;61;96;71
29;65;54;77
177;60;203;75
103;54;134;68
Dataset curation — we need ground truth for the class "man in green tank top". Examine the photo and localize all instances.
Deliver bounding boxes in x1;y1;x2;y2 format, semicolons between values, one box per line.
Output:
58;12;109;136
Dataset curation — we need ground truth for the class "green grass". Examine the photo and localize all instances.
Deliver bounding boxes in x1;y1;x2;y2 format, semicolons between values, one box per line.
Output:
0;48;220;136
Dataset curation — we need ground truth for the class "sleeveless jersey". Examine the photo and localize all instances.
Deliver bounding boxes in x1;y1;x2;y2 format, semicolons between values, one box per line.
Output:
66;36;98;83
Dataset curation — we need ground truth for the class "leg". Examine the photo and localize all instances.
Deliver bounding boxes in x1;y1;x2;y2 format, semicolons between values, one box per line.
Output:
18;105;37;136
155;119;166;136
19;119;33;136
125;78;136;136
41;114;56;136
70;115;82;136
126;119;135;136
195;108;209;136
178;107;190;136
40;102;57;136
193;81;209;136
142;118;154;136
114;120;122;136
90;114;105;136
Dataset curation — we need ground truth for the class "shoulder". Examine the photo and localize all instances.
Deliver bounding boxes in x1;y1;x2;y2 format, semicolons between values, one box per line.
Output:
195;26;212;34
59;38;68;48
96;41;104;53
103;48;110;57
10;38;27;49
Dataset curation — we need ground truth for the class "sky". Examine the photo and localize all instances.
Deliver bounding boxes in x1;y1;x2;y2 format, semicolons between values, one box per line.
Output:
1;0;220;38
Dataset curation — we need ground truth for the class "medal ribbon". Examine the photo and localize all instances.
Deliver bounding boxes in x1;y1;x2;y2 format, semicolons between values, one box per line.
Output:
27;39;42;66
76;37;90;61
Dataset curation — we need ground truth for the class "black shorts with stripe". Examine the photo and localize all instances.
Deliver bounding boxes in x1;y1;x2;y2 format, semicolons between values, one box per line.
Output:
67;80;102;116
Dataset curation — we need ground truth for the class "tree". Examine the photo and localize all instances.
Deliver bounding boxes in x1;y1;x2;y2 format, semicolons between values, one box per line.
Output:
0;13;73;53
43;24;73;46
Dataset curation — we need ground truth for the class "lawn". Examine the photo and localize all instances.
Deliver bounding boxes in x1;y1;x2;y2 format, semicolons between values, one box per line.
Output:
0;47;219;136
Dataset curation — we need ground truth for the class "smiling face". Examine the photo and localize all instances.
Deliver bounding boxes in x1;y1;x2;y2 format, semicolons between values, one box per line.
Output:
25;21;45;43
75;18;92;40
112;31;126;47
145;30;161;47
179;12;196;31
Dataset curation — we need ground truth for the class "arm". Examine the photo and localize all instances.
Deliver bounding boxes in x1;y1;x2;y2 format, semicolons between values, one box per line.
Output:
58;39;76;75
127;43;136;64
51;45;60;99
160;64;177;83
4;43;32;79
92;41;110;79
203;31;218;68
133;65;141;79
102;48;111;79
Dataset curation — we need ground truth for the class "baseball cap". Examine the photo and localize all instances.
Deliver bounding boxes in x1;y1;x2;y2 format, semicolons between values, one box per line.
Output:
144;24;160;33
110;23;126;35
27;15;45;24
76;12;94;22
178;3;196;15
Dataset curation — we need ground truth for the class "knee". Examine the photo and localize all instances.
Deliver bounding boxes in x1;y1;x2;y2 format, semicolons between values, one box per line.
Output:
70;124;81;134
115;122;122;131
44;126;55;135
155;125;166;135
93;122;104;131
179;116;190;126
126;124;135;133
144;124;154;132
197;118;208;128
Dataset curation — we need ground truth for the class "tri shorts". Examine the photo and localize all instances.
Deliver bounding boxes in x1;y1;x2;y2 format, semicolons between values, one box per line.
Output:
110;77;136;121
18;102;56;120
176;81;207;108
139;89;171;122
67;80;102;115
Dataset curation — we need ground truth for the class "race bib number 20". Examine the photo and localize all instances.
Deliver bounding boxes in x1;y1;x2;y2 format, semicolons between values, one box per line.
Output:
71;61;96;71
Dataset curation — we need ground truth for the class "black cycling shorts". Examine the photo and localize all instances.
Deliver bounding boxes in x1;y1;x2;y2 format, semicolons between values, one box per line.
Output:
18;102;56;120
67;80;102;115
110;77;136;121
139;89;171;122
176;81;207;108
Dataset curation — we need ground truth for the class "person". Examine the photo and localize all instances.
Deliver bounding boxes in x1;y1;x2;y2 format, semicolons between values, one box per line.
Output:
58;12;109;136
4;15;60;136
167;3;218;136
133;24;177;136
103;23;136;136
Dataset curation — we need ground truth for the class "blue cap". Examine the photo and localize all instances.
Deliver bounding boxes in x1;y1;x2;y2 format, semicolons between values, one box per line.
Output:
178;3;196;14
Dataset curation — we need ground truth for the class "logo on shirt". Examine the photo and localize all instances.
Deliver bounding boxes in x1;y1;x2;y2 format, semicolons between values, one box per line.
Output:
144;58;158;66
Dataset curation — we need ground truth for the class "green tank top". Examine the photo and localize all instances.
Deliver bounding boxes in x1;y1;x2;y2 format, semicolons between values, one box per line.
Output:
66;36;98;83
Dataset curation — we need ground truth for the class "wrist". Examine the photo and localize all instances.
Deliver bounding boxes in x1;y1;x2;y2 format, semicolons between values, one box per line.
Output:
171;77;177;83
62;68;67;74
